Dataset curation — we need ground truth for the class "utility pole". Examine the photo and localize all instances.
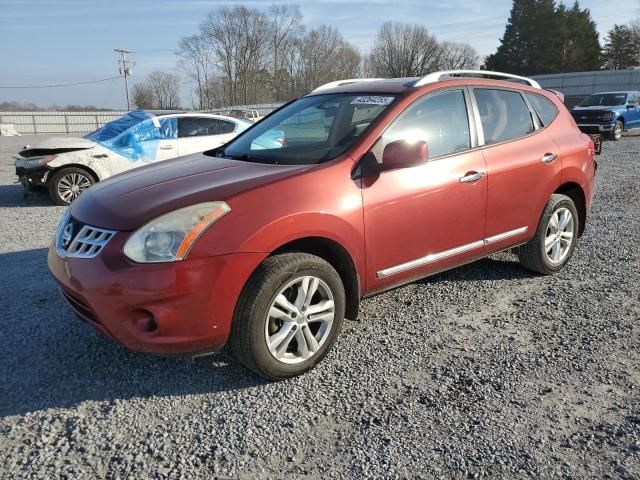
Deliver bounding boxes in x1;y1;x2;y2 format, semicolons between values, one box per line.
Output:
114;48;134;110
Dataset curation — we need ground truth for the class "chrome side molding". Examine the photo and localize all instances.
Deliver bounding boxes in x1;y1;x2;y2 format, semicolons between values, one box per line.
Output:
484;226;528;245
377;226;528;278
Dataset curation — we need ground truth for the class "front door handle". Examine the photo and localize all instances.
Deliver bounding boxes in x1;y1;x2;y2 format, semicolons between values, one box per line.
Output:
541;153;557;164
459;171;485;183
159;144;174;150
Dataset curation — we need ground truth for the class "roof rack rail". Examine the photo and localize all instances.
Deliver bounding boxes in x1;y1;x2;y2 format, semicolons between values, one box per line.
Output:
414;70;541;89
312;78;385;93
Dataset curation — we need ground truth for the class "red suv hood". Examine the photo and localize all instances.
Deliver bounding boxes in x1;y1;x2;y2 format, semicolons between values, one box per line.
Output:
70;154;309;230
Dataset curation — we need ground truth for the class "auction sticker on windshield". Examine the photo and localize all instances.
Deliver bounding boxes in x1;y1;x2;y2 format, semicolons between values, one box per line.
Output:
351;96;395;105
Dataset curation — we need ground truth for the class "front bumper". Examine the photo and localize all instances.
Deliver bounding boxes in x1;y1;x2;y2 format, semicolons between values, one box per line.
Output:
575;123;614;134
15;157;50;190
47;231;267;355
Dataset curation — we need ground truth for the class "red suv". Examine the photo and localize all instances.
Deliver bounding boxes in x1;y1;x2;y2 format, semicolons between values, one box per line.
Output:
48;71;597;379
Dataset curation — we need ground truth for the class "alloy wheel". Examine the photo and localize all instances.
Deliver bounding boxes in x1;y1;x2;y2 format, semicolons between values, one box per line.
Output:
544;207;574;264
264;276;335;365
57;173;92;203
614;122;623;140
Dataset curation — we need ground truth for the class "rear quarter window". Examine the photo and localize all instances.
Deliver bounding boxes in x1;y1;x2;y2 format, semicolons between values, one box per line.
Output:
526;93;559;126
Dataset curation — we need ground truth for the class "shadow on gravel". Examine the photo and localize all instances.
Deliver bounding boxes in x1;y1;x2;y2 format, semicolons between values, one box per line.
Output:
0;247;530;417
418;255;532;284
0;248;267;417
0;184;55;208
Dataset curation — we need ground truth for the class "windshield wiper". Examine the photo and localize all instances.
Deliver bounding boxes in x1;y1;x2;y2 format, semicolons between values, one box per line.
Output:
224;153;254;161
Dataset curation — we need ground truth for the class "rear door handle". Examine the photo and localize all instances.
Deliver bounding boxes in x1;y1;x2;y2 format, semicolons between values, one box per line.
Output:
459;171;485;183
159;144;174;150
541;153;557;164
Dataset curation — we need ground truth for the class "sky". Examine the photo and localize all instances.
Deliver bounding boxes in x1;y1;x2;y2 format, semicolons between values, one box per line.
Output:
1;0;639;109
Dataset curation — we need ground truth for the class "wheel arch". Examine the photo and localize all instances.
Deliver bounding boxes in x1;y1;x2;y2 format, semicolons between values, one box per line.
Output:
272;236;360;320
49;163;100;183
554;182;586;236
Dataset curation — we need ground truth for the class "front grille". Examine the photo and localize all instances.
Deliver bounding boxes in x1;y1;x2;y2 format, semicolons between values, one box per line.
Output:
66;225;116;258
573;111;610;122
56;212;116;259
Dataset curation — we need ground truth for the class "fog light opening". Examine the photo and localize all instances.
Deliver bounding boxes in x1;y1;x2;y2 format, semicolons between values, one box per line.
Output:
144;315;158;333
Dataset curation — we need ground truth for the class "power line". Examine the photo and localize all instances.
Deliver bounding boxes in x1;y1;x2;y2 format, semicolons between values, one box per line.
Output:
115;48;135;110
0;76;120;89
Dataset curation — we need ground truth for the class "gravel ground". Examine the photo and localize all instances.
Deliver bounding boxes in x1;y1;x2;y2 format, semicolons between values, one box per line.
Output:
0;133;639;480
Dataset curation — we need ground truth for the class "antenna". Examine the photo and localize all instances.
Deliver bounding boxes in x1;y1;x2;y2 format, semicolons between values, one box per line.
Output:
114;48;135;110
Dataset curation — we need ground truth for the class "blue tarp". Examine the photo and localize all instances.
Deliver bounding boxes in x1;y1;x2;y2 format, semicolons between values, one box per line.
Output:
85;110;177;162
85;110;154;142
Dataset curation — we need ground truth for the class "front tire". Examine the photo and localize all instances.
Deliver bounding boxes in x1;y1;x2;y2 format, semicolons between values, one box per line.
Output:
518;194;579;275
230;253;345;380
49;167;95;206
609;120;623;141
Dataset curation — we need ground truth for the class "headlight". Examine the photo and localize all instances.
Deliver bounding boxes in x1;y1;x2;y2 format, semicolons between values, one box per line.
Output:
15;155;57;167
601;112;614;121
123;202;230;263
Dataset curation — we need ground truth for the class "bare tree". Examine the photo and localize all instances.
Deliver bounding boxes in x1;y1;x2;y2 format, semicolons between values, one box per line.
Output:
269;4;303;101
367;22;442;77
174;6;480;107
177;34;214;109
439;42;479;70
295;26;361;94
131;83;154;109
201;6;272;105
145;71;180;109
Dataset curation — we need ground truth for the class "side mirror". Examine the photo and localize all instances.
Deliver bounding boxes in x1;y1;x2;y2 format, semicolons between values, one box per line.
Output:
381;140;429;171
627;103;637;109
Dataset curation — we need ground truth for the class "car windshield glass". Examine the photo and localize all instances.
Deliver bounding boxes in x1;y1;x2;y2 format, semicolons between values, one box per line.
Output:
579;94;627;107
84;110;157;142
213;93;396;165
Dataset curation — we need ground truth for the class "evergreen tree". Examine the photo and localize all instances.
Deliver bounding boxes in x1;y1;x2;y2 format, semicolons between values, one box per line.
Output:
485;0;602;74
556;2;602;72
603;24;639;70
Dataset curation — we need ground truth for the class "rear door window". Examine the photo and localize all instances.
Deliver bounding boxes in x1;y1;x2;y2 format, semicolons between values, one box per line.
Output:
179;117;235;137
474;89;535;144
526;93;559;126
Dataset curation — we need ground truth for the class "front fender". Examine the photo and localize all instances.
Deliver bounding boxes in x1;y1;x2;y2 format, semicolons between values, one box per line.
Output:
191;210;366;278
48;146;112;180
243;211;363;260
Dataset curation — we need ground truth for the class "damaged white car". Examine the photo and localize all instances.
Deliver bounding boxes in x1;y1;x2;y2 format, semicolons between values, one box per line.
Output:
15;110;252;205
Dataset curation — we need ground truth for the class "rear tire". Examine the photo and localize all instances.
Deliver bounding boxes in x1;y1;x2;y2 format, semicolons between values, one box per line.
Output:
48;167;95;206
229;253;345;380
609;120;623;141
518;194;579;275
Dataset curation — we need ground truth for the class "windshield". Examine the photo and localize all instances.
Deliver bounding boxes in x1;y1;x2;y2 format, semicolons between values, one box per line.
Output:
579;93;627;107
215;93;396;165
84;110;155;142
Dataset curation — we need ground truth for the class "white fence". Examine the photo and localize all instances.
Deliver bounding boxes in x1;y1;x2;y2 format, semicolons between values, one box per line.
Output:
0;111;128;135
0;103;286;135
213;103;284;116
